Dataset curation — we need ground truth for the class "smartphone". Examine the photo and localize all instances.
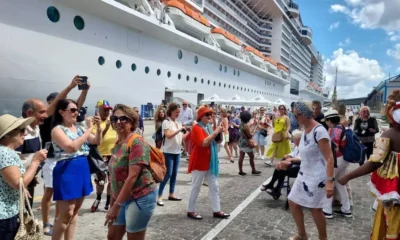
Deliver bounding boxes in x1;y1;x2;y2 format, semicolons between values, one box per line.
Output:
78;76;88;90
44;142;52;151
162;100;167;105
94;107;99;116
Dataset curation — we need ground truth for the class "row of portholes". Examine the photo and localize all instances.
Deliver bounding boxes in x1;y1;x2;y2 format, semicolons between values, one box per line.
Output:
97;56;279;96
47;6;85;30
177;50;199;64
219;64;240;77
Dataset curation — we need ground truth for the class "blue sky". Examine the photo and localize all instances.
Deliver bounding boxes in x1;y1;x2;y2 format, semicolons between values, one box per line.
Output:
295;0;400;98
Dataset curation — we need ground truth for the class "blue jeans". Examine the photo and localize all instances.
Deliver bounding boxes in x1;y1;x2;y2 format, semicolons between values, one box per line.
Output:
0;215;19;240
158;153;180;196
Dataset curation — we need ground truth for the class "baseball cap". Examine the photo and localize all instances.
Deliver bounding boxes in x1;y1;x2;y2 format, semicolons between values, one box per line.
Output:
46;92;59;102
96;100;113;109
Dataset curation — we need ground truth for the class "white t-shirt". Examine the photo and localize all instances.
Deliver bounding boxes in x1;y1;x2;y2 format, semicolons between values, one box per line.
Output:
162;119;183;154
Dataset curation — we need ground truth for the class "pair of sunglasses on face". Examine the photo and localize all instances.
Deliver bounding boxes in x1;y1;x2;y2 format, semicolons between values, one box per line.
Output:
110;115;130;123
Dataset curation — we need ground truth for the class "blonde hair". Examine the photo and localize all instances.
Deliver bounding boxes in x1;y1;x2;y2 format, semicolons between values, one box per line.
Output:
292;130;303;139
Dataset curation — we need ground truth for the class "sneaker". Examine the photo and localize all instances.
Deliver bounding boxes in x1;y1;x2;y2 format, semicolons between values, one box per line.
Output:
264;160;272;166
323;211;333;219
333;210;353;218
91;199;100;212
251;171;261;175
261;155;265;160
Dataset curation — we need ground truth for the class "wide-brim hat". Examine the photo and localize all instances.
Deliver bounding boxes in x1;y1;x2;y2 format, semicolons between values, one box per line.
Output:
321;109;339;122
197;107;212;121
0;114;34;139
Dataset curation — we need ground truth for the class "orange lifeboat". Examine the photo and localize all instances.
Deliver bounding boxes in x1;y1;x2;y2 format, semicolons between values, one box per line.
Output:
244;46;264;67
211;28;242;56
263;56;278;74
164;0;211;41
277;63;289;79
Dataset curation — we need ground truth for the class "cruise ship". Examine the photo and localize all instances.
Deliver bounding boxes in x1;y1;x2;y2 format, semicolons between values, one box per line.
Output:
0;0;328;117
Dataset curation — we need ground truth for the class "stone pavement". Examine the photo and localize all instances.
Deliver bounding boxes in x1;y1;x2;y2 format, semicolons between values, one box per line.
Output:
31;122;375;240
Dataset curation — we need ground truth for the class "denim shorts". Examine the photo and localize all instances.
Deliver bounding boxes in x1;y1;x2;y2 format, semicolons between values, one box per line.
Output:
114;190;156;233
253;130;268;146
0;215;19;240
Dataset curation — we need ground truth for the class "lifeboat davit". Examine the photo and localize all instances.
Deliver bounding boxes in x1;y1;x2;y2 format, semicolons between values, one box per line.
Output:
277;63;289;79
244;46;264;68
264;57;279;75
164;0;211;41
211;28;242;56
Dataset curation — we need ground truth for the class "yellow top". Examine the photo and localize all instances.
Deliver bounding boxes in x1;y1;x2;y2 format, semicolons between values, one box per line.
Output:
273;116;287;133
92;120;117;156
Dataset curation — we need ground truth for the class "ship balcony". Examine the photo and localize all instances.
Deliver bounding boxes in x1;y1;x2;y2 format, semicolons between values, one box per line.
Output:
300;26;312;45
286;2;299;18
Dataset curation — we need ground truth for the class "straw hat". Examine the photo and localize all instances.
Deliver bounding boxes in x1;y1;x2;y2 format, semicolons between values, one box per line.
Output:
321;109;339;122
0;114;34;139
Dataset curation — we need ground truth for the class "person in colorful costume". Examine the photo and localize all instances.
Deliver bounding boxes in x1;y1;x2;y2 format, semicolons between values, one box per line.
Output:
338;90;400;240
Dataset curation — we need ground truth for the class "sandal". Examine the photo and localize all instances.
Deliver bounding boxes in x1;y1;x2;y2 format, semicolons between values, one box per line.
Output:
187;212;203;220
43;223;53;236
289;234;308;240
168;196;182;201
260;184;273;192
266;188;281;198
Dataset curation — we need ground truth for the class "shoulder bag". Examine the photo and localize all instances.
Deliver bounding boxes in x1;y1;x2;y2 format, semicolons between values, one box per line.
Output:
15;178;44;240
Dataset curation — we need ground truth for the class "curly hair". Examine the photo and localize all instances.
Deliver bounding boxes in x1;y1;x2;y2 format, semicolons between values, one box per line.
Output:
385;89;400;126
112;104;138;131
154;105;166;124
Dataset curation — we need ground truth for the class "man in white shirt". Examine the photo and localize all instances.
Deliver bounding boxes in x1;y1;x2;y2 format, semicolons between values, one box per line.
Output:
178;100;193;157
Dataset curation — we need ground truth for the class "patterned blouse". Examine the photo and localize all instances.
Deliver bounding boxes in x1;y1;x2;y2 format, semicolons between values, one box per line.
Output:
0;146;25;219
52;125;89;160
109;134;156;200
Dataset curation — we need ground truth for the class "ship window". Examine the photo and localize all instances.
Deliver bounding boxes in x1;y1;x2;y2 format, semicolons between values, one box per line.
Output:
98;56;105;65
213;81;216;86
233;86;235;89
201;79;204;84
234;69;236;75
207;80;210;85
131;63;136;71
186;75;190;81
116;60;122;69
228;84;231;88
219;82;221;87
145;66;150;74
241;87;243;91
47;6;60;23
224;66;227;73
157;69;161;76
178;73;181;79
74;16;85;30
219;64;222;71
178;50;183;59
194;56;199;64
238;71;240;77
194;77;197;83
224;83;226;88
167;71;171;77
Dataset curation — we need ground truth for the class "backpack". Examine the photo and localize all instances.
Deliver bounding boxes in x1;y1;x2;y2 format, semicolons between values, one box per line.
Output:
127;134;166;183
313;125;338;168
334;126;367;164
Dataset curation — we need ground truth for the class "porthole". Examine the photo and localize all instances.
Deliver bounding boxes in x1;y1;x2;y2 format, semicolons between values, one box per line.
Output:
145;66;150;74
178;50;183;59
213;81;216;86
244;88;246;91
157;69;161;76
194;77;197;83
228;84;231;89
167;71;171;78
194;56;199;64
224;66;227;73
238;71;240;77
131;63;136;71
234;69;236;75
207;80;210;85
98;56;105;65
116;60;122;69
233;86;235;89
186;75;190;81
178;74;181;80
47;6;60;23
201;79;204;84
219;82;221;87
219;64;222;71
224;83;226;88
74;16;85;30
241;87;243;91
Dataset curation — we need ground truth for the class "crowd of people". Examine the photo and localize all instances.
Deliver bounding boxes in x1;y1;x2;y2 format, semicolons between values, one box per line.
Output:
0;74;399;240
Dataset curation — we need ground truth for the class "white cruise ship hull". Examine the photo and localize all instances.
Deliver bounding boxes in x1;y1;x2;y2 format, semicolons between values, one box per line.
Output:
0;0;325;116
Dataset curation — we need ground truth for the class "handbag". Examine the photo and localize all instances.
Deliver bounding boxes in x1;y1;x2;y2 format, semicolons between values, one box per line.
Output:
247;139;257;149
15;178;44;240
87;145;108;174
271;132;283;143
259;129;268;137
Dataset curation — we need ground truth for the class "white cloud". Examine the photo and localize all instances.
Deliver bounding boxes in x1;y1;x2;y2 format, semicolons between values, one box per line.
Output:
397;67;400;73
331;1;400;32
387;44;400;61
324;48;386;98
329;21;340;31
338;38;351;47
388;31;400;41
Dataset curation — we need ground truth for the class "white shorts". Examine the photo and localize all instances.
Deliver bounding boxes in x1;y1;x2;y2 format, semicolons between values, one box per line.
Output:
43;158;57;188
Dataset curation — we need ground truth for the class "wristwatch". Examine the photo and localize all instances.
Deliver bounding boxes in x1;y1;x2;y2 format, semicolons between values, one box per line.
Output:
327;177;335;181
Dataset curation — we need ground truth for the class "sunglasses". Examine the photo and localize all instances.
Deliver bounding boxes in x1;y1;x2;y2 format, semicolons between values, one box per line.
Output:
205;113;212;117
65;108;78;113
110;115;130;123
279;108;285;110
